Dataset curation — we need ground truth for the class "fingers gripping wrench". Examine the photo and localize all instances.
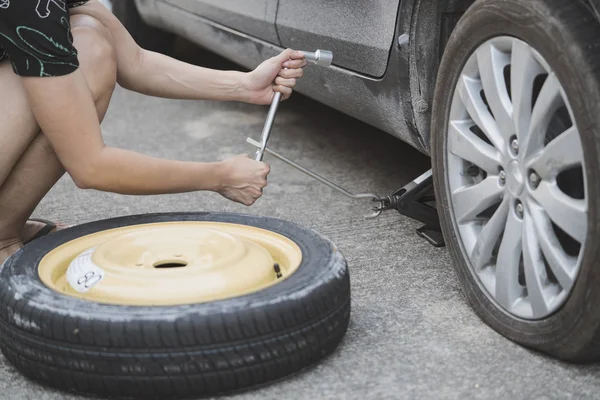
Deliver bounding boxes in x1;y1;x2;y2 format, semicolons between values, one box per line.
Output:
254;50;334;161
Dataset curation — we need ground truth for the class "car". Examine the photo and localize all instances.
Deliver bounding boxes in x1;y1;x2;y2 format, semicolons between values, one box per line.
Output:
113;0;600;363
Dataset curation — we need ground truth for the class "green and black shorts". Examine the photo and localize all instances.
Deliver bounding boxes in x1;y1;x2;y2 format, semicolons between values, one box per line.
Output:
0;0;90;77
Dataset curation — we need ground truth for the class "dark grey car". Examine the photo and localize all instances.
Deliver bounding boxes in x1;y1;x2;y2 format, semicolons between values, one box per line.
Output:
114;0;600;363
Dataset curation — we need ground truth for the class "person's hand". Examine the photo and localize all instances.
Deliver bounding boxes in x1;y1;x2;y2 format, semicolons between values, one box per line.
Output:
216;154;271;206
243;49;307;105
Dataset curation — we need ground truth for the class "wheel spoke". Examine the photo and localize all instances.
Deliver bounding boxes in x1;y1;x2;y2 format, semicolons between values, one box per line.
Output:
495;208;523;310
522;211;550;316
471;198;509;269
523;73;563;158
526;126;583;179
528;200;577;291
477;42;513;140
457;74;504;150
530;181;587;243
511;40;545;143
448;120;502;173
452;177;504;223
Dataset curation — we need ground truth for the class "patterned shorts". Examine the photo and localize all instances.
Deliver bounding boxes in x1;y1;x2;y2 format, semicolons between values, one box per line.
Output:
0;0;91;64
0;0;91;75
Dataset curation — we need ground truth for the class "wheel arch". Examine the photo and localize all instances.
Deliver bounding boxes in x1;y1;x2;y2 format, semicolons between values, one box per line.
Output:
407;0;476;153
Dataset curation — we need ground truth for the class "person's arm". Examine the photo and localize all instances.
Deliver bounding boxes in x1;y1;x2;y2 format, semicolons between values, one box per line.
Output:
70;2;306;105
21;71;269;204
119;49;304;104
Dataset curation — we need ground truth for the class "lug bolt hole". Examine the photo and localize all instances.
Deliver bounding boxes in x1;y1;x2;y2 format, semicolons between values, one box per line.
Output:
515;200;524;219
499;169;506;185
528;171;541;189
510;136;519;156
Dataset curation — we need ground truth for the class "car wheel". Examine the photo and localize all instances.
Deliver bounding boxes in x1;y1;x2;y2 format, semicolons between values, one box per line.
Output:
0;213;350;398
112;0;174;54
432;0;600;362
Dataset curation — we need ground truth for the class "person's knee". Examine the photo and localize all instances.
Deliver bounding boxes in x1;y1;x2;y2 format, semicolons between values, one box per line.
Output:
70;15;117;100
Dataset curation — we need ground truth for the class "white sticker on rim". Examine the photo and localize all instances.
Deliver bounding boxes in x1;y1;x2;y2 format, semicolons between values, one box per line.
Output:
66;247;105;293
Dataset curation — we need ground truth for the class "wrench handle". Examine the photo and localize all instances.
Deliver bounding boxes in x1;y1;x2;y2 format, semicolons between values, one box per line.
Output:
255;91;282;161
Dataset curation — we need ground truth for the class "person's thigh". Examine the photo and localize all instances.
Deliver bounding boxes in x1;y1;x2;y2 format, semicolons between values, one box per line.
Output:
0;13;117;189
0;62;40;187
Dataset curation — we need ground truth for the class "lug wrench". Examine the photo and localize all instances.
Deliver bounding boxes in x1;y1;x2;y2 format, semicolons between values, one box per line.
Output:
254;50;334;161
249;49;385;219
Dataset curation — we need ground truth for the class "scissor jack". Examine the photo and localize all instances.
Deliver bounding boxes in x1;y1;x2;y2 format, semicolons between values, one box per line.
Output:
249;49;444;247
376;170;444;247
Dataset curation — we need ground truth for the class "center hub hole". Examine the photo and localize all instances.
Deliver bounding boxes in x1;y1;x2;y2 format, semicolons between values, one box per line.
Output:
153;261;188;269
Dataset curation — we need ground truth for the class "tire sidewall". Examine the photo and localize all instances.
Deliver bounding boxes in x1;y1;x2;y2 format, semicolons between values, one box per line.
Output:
432;0;600;359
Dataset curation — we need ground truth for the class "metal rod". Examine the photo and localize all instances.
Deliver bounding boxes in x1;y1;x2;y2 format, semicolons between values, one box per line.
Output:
255;91;282;161
247;138;380;201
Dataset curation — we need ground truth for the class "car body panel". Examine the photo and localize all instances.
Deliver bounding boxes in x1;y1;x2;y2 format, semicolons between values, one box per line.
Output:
162;0;280;44
275;0;401;77
135;0;426;152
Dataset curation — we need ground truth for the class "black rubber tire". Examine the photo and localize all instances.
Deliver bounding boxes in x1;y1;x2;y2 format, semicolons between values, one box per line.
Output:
0;213;350;398
432;0;600;362
112;0;174;54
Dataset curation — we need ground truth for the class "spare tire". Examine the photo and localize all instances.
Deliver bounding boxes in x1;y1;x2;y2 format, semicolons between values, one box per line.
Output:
0;212;350;398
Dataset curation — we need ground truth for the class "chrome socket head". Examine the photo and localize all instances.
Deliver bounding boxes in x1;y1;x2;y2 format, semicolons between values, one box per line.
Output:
301;49;334;67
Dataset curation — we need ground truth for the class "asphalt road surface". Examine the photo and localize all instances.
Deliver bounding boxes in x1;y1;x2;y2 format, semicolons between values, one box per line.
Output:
1;41;599;400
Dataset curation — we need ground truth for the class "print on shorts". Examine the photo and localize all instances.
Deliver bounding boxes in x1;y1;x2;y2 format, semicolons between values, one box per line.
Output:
0;0;80;76
36;0;67;18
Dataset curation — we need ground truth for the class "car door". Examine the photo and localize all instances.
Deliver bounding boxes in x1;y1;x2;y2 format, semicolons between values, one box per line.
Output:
275;0;401;77
163;0;280;44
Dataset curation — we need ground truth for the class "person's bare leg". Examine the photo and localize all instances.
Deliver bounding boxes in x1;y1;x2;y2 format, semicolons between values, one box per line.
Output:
20;16;117;241
0;15;117;263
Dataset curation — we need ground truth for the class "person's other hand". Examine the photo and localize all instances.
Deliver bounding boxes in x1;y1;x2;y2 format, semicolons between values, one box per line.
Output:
244;49;307;105
216;154;270;206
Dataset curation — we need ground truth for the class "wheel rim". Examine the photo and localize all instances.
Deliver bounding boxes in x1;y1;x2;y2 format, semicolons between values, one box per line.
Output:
446;36;588;319
38;222;303;306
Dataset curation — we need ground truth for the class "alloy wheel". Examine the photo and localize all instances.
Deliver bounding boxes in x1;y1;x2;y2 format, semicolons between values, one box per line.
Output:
446;36;587;319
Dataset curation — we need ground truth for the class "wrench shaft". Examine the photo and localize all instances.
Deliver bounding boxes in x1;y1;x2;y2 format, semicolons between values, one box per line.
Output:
247;138;380;201
247;50;381;219
255;92;282;161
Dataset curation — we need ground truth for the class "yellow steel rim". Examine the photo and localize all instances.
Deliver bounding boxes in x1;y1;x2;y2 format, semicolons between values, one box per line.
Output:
38;222;303;306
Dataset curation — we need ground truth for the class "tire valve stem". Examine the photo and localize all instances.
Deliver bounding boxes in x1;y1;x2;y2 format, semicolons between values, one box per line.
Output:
273;263;283;279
